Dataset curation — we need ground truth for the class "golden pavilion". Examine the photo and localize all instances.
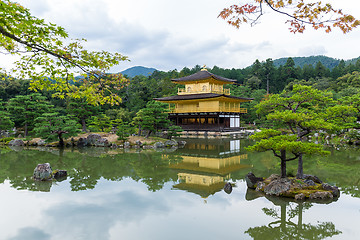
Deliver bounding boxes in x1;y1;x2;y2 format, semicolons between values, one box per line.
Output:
155;68;253;131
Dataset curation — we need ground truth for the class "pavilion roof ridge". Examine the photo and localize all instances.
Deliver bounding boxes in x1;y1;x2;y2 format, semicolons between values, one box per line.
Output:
172;69;237;83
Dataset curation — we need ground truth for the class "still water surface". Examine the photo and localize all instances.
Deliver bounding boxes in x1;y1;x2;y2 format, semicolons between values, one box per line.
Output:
0;138;360;240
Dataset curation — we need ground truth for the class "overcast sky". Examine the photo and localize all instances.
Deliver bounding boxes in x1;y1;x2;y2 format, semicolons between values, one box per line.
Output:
5;0;360;72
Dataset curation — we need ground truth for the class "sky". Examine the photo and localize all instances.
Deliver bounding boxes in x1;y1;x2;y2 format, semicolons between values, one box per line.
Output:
3;0;360;72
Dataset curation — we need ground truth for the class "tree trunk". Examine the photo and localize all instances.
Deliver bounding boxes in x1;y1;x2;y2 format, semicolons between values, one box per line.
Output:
281;150;287;178
138;125;142;136
280;204;286;232
81;118;87;132
58;133;64;147
145;130;152;138
24;122;28;136
296;126;304;178
297;203;303;234
296;153;304;179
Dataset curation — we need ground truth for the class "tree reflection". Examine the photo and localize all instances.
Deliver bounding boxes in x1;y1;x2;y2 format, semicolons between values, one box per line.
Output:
245;196;342;239
0;146;180;192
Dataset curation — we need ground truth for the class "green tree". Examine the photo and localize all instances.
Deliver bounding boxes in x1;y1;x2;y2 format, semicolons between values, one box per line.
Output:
166;125;183;140
7;93;53;136
88;113;112;132
116;121;133;142
33;112;80;147
261;58;276;94
66;98;100;132
132;101;170;138
0;0;128;105
248;129;328;178
249;85;356;178
0;100;14;131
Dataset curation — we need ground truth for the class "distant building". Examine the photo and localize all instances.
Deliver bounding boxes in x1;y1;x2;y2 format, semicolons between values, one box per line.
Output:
155;68;253;131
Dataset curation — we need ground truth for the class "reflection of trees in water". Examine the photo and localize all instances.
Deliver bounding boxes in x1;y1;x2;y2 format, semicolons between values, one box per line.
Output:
245;198;342;240
0;147;180;192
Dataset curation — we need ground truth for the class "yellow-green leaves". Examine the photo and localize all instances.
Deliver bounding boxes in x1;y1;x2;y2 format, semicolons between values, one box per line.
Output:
0;0;129;105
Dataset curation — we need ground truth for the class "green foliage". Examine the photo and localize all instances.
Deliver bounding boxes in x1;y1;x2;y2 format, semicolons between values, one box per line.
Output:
0;100;14;131
116;122;133;142
7;93;53;136
166;125;183;140
33;112;80;146
88;114;112;132
132;101;171;138
248;130;329;157
0;0;129;105
0;136;14;143
66;98;101;132
250;85;355;177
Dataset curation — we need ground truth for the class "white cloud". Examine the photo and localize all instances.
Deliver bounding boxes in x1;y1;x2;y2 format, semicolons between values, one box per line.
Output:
5;0;360;72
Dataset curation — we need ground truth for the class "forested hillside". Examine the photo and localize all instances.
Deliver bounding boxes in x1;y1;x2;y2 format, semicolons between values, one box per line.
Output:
1;56;360;139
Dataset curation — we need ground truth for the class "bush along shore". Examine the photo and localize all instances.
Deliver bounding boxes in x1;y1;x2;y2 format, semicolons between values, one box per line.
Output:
2;133;186;150
245;172;340;201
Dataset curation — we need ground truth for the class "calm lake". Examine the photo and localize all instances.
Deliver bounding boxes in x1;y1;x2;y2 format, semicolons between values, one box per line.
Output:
0;138;359;240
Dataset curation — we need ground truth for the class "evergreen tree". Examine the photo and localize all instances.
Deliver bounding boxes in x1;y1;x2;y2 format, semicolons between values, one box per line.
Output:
7;93;53;136
249;85;356;178
34;112;80;147
132;101;170;138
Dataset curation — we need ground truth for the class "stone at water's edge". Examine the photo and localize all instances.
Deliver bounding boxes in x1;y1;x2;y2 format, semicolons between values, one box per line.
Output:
177;141;186;148
224;182;232;194
8;139;24;146
264;178;291;196
322;183;340;198
245;172;264;189
164;140;178;147
33;163;53;181
86;134;102;145
53;170;67;179
94;138;109;147
245;172;340;201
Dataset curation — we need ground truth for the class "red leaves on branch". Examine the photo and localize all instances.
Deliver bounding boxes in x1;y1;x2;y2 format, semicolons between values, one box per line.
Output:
219;0;359;34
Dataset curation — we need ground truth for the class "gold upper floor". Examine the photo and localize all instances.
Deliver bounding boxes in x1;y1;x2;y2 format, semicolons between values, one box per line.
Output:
178;82;230;95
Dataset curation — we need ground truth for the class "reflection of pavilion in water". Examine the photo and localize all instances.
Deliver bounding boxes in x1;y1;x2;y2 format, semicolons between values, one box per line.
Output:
169;139;251;198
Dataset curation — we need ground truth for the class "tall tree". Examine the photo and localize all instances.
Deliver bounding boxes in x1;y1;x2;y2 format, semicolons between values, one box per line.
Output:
0;100;14;131
219;0;360;33
34;112;80;147
7;93;53;136
0;0;128;105
261;58;276;94
66;98;100;132
251;85;356;178
132;101;170;138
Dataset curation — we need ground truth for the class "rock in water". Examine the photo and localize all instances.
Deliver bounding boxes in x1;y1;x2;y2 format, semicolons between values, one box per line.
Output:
224;182;232;194
322;183;340;198
33;163;53;181
245;172;264;189
86;133;102;145
8;139;24;146
53;170;67;179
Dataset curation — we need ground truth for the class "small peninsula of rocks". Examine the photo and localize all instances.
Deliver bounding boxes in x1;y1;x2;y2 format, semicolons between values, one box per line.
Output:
245;172;340;201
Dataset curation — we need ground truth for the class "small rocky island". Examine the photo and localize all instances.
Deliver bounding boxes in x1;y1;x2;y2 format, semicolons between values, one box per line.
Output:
245;172;340;201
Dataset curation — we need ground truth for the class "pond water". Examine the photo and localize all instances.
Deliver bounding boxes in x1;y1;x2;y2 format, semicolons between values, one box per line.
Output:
0;138;360;240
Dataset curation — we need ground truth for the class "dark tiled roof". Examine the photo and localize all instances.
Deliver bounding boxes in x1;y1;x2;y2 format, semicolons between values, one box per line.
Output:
172;70;237;83
154;93;253;101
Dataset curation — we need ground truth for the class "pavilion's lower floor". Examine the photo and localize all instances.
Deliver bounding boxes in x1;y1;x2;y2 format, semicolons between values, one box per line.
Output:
168;112;244;132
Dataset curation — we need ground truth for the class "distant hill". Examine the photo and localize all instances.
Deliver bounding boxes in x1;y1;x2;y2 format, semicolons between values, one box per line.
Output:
271;55;360;69
120;66;157;78
273;56;341;69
